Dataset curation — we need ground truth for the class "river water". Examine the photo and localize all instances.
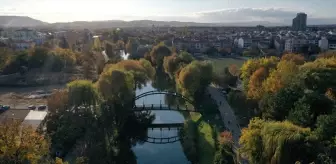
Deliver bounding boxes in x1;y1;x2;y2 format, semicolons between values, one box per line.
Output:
132;83;189;164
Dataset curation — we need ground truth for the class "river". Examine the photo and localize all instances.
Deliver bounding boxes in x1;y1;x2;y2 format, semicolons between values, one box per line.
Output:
119;50;188;164
132;83;189;164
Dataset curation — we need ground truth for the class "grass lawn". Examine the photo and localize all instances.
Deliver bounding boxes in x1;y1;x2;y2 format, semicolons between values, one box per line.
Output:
190;113;216;164
203;57;246;74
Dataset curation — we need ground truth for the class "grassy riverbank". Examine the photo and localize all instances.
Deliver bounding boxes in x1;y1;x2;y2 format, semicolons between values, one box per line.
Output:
181;95;224;164
190;113;216;164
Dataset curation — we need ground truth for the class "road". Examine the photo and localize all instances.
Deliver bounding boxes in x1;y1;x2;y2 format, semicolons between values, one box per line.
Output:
207;85;241;146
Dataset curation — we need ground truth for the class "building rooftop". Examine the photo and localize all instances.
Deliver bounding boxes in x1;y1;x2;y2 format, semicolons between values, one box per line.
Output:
0;109;47;129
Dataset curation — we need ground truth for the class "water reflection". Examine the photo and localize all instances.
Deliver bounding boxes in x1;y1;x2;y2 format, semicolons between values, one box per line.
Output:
132;83;189;164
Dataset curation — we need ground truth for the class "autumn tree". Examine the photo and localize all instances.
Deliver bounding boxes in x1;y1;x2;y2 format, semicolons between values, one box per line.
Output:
176;61;213;99
0;121;49;164
262;61;300;94
228;64;239;76
281;53;305;65
214;131;236;164
92;37;102;51
247;67;268;100
163;51;193;79
240;57;279;91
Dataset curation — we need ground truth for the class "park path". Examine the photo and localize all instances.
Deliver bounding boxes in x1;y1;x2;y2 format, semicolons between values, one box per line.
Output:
207;85;241;146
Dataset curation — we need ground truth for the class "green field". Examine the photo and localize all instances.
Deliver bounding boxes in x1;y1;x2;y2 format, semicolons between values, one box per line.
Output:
203;57;246;74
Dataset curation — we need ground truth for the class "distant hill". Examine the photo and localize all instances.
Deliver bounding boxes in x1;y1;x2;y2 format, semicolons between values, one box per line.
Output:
0;16;48;27
46;20;216;29
0;16;335;29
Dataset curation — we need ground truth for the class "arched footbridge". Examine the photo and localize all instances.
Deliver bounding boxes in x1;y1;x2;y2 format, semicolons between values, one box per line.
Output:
133;90;202;144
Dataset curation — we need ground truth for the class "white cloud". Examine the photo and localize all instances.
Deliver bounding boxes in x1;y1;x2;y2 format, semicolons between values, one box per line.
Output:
191;8;300;23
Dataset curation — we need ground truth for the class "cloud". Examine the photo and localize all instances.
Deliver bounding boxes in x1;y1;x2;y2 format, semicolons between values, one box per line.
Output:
191;8;299;23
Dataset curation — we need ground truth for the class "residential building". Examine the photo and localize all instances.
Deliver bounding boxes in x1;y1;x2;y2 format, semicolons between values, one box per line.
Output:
12;40;35;50
292;13;307;31
329;39;336;50
238;37;252;49
319;37;329;51
285;38;308;52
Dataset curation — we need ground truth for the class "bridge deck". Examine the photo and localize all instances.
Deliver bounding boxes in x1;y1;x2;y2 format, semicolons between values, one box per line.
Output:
133;104;196;112
147;123;183;129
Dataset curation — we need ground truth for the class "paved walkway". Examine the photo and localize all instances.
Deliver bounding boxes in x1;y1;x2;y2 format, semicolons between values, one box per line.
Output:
207;85;241;146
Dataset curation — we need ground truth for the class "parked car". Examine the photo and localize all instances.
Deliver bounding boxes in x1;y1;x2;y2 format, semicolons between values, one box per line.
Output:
37;105;47;110
28;105;36;110
0;105;10;110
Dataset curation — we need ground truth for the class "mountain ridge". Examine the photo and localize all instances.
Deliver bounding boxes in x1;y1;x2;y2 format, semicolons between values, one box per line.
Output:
0;16;335;29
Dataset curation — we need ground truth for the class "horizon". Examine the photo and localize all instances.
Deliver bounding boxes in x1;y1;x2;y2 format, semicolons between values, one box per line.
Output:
0;0;335;24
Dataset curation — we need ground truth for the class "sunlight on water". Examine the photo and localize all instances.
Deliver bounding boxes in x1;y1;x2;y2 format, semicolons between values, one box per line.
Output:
120;50;129;60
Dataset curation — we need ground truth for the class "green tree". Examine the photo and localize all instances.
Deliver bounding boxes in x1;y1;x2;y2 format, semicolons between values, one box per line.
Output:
315;112;336;141
288;92;334;127
239;118;319;164
67;80;100;109
125;38;139;57
28;47;49;68
149;43;172;69
259;85;304;120
97;67;134;102
214;131;236;164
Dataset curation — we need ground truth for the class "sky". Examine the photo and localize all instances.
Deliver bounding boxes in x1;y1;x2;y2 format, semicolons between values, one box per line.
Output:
0;0;335;24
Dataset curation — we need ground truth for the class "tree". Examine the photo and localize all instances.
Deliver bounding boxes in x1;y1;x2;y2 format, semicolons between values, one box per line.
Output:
288;92;334;127
149;43;172;69
240;57;279;91
125;38;139;57
214;132;236;164
259;85;304;120
163;51;193;79
0;121;50;164
315;112;336;141
262;61;300;94
97;67;134;102
176;61;213;100
67;80;100;109
247;67;268;100
180;120;198;163
281;53;305;65
93;37;102;51
228;64;239;77
116;40;125;50
28;47;49;68
239;118;319;164
213;67;237;88
107;59;155;86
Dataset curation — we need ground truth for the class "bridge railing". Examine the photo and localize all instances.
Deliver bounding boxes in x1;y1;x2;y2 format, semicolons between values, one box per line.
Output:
133;104;197;112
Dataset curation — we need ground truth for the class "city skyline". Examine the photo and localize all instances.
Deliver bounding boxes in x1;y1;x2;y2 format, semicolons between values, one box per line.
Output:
0;0;335;24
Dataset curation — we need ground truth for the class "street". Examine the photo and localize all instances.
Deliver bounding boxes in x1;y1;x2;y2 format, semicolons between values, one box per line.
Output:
207;85;241;146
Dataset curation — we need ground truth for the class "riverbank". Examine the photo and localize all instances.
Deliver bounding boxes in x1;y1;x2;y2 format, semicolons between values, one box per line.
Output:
181;94;225;164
